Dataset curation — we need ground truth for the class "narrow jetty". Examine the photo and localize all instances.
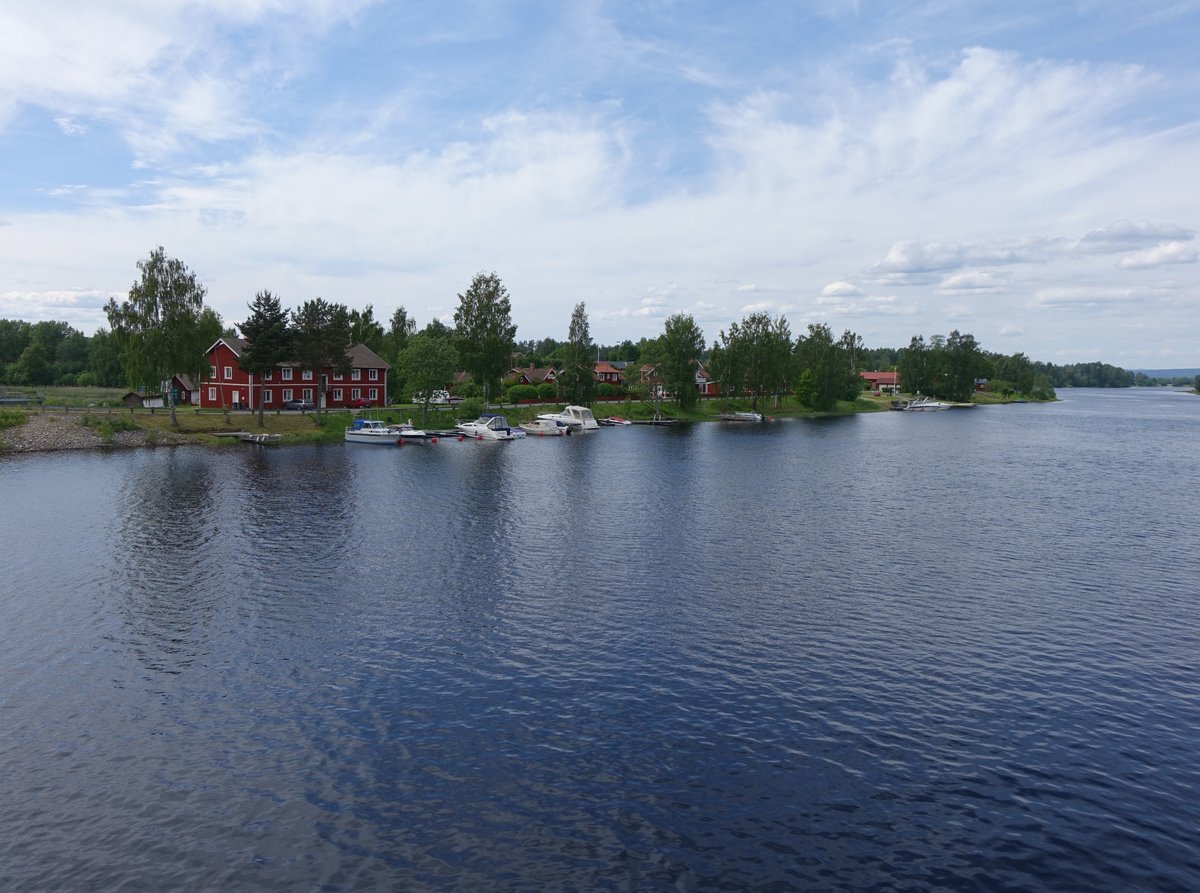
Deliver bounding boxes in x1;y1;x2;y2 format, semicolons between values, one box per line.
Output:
208;431;281;445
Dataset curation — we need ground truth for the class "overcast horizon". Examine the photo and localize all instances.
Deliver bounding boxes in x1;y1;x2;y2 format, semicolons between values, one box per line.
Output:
2;1;1198;366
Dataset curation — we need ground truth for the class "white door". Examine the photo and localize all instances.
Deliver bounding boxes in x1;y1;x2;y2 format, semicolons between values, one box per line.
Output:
232;390;240;408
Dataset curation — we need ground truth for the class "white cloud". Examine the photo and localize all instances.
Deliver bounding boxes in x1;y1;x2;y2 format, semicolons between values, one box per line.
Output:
999;324;1025;337
739;301;773;313
938;271;1006;295
1034;286;1141;308
1116;241;1198;269
820;281;862;297
1079;220;1193;251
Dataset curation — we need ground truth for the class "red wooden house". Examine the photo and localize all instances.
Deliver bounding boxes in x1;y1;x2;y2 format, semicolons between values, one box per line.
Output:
859;371;900;395
198;338;390;409
594;361;624;386
507;364;558;386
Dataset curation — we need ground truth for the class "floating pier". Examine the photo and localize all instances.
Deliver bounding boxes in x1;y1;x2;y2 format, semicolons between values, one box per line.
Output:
208;431;282;445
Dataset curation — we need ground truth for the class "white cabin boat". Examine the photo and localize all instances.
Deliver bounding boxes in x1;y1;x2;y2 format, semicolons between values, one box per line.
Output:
345;418;428;443
537;404;600;431
455;414;520;440
720;411;764;422
520;418;570;436
900;397;952;412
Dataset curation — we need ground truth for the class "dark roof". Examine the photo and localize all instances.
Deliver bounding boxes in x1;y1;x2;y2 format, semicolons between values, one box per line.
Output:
346;343;390;369
208;338;389;370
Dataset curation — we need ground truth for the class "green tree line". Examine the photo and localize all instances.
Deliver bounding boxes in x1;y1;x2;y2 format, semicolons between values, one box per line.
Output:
10;249;1153;412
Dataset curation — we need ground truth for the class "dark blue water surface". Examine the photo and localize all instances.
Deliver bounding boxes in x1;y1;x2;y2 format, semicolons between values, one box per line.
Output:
3;389;1199;891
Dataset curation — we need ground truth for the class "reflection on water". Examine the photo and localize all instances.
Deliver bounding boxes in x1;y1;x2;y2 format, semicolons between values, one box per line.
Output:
2;390;1200;891
114;452;220;674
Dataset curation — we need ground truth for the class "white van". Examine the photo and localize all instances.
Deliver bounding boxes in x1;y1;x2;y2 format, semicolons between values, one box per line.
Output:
411;390;451;405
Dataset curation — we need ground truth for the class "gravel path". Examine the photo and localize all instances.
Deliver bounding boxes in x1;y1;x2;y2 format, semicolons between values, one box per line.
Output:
0;412;194;453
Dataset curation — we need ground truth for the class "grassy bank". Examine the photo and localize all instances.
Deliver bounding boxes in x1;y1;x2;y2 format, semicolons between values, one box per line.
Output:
3;388;1048;452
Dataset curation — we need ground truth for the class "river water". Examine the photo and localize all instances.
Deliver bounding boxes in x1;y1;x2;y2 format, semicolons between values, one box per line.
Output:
2;389;1198;891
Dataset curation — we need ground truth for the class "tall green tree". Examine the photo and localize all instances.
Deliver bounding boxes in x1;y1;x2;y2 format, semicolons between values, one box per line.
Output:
239;290;292;428
12;342;52;385
87;328;125;387
291;298;352;422
559;302;596;406
898;335;930;396
453;272;517;404
708;329;745;411
397;333;459;422
944;330;983;401
794;323;849;411
0;319;32;373
105;247;210;425
735;312;794;410
349;304;386;354
54;329;90;383
659;313;705;409
384;306;417;407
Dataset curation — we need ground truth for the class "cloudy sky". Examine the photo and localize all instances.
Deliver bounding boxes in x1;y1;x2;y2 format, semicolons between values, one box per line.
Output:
2;1;1198;365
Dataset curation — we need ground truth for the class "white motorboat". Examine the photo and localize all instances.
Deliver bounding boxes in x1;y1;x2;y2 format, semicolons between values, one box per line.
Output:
598;416;632;426
537;404;600;431
900;396;952;412
519;418;570;436
720;411;764;422
345;418;428;443
455;414;520;440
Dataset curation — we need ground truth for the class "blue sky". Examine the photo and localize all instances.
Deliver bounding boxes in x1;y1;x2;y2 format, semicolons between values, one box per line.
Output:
2;1;1198;365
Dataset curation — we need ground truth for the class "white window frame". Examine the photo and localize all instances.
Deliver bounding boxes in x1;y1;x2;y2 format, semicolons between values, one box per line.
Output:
264;390;272;403
224;365;232;380
351;368;361;381
333;371;344;381
282;367;293;381
332;388;343;401
302;369;313;381
351;387;361;400
302;388;313;400
265;370;273;381
210;365;217;380
207;387;216;401
369;368;378;381
282;388;293;402
369;387;378;400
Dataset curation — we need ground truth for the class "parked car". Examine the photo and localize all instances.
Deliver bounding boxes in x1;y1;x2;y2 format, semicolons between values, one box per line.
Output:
346;397;373;408
283;398;315;410
411;390;452;405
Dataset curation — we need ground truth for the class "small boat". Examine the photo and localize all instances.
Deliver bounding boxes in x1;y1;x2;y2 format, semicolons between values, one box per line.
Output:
520;418;570;436
599;416;632;426
537;404;600;431
455;414;520;440
899;396;952;412
345;418;428;443
720;411;764;422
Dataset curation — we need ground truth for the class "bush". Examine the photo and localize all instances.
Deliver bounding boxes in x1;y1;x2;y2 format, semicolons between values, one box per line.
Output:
0;409;25;430
457;397;484;420
537;382;557;400
597;383;624;397
81;413;139;434
456;382;482;399
506;384;538;403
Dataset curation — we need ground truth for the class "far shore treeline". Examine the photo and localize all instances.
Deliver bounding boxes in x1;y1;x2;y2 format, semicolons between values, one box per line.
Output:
0;249;1189;409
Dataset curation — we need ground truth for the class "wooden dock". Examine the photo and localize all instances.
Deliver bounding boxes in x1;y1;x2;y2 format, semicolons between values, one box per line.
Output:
208;431;282;445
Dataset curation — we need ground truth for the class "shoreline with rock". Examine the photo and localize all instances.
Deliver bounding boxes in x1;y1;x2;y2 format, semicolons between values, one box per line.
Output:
0;413;197;453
